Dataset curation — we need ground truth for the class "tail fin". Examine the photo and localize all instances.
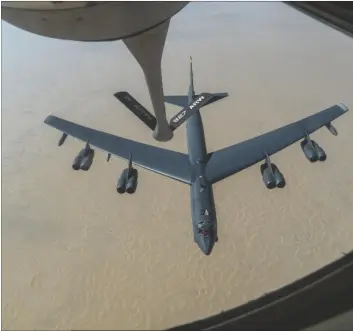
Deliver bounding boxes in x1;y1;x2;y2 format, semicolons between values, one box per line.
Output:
114;58;229;133
164;56;228;108
189;56;195;99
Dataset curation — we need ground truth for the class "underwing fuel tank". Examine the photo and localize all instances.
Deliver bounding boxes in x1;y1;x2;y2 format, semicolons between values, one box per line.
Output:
58;133;68;146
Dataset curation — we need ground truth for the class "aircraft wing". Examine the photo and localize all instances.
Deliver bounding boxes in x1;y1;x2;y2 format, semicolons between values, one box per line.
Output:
205;104;349;184
44;115;192;184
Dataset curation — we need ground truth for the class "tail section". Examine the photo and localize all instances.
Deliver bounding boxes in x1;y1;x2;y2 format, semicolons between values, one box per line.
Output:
169;93;214;130
189;56;195;100
164;55;228;108
114;57;228;132
164;92;228;108
164;95;189;108
203;92;229;106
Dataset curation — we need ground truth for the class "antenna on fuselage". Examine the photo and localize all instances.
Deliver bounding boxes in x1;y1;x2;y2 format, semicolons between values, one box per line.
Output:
189;56;195;99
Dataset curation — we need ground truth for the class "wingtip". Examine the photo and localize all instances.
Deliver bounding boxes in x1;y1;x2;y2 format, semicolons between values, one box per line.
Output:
44;114;54;124
337;103;349;112
114;91;128;98
190;56;192;63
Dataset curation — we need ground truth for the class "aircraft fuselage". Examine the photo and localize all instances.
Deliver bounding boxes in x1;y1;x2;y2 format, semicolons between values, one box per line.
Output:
186;89;217;255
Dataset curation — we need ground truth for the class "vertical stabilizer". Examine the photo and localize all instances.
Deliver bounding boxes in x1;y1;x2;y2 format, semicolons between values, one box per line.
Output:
189;56;195;101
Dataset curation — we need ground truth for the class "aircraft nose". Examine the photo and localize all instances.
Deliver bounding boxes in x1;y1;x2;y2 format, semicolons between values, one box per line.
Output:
197;235;214;256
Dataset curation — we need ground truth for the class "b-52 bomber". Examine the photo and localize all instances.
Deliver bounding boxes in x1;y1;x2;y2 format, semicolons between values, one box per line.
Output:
45;57;349;256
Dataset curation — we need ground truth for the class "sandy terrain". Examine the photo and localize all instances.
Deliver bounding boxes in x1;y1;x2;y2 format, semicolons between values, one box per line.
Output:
2;2;353;330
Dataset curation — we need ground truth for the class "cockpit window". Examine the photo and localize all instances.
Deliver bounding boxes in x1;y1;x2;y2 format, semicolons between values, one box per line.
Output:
197;220;212;236
197;227;210;236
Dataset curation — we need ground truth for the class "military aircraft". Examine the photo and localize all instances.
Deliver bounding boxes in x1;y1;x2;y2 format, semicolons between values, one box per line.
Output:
44;57;349;255
3;2;351;145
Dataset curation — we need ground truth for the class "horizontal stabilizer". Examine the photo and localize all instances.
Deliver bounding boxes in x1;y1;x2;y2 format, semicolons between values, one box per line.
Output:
205;92;229;106
169;93;214;131
164;95;189;107
114;91;157;131
164;92;228;108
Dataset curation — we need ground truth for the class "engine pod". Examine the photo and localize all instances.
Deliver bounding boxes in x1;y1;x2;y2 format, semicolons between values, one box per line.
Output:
126;169;138;194
272;165;285;188
312;141;327;161
72;148;86;170
301;140;318;162
117;169;128;194
261;163;276;189
80;149;94;171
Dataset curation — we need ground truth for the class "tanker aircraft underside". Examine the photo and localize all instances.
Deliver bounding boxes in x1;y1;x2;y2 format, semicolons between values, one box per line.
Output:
45;57;349;255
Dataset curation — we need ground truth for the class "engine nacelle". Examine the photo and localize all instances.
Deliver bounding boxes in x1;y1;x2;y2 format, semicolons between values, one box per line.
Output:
80;149;95;171
72;148;86;170
301;140;318;162
312;140;326;161
261;163;285;189
273;165;285;188
126;169;138;194
117;169;128;194
261;164;276;189
301;139;326;162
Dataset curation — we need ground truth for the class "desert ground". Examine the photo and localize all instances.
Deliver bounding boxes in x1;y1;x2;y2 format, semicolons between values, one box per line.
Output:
2;2;353;330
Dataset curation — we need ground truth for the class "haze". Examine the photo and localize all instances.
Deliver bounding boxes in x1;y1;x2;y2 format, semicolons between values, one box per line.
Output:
2;2;353;330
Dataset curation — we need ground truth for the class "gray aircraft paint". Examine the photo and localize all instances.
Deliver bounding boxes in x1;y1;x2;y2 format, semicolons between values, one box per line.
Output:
44;57;348;255
185;57;218;255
